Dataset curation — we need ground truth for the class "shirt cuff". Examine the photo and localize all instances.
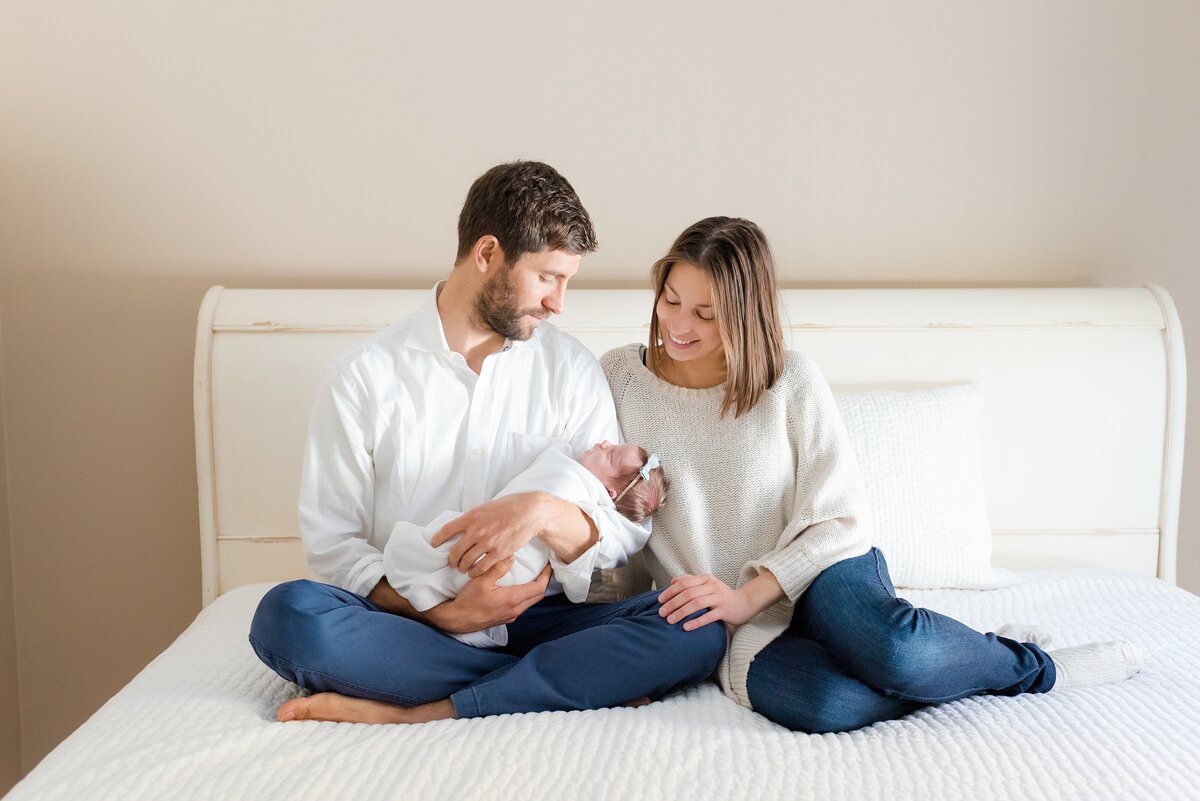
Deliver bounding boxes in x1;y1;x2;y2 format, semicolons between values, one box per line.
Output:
399;582;454;613
548;500;605;602
347;555;386;599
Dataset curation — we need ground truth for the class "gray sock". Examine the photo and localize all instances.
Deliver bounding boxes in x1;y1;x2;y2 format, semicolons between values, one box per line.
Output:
1049;641;1144;689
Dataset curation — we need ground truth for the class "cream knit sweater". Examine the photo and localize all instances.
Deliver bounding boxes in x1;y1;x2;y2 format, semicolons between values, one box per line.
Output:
598;344;872;708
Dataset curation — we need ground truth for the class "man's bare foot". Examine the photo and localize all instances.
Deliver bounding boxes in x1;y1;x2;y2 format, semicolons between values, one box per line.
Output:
622;696;652;708
277;693;457;724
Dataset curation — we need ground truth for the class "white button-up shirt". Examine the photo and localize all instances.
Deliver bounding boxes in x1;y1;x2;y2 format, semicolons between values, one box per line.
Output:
298;283;650;602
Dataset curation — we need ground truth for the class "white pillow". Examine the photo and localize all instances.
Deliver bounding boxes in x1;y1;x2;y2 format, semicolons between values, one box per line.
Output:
834;383;1018;590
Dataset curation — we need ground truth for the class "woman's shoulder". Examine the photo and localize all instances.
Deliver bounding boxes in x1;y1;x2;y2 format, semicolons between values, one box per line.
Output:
776;350;827;386
599;343;642;378
770;351;838;410
598;344;645;405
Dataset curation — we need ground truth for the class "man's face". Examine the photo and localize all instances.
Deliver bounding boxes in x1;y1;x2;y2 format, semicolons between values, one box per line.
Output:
474;248;581;340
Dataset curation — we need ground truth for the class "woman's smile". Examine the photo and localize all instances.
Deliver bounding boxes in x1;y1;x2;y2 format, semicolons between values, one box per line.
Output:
666;331;700;349
652;262;727;386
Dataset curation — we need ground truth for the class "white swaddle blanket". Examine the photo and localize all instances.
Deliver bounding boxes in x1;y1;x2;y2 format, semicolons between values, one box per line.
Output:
385;443;612;647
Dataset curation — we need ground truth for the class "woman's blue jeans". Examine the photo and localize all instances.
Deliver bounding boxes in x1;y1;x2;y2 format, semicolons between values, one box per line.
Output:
249;581;726;718
746;547;1056;733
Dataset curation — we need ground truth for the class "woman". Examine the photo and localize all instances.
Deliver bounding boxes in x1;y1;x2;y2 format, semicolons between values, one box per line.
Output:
599;216;1143;733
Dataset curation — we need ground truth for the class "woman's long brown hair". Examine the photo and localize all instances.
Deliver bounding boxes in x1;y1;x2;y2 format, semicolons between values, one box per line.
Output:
647;217;785;418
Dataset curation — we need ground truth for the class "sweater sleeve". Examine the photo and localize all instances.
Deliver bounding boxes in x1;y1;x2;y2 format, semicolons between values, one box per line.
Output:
741;354;872;602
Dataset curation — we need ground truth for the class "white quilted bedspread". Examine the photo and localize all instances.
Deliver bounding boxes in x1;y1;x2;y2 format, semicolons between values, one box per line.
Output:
8;570;1200;801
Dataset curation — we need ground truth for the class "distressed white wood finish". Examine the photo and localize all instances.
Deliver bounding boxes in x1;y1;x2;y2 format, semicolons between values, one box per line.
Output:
194;286;1187;605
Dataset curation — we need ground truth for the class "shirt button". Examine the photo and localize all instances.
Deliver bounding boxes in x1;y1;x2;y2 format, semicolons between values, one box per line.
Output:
472;448;482;456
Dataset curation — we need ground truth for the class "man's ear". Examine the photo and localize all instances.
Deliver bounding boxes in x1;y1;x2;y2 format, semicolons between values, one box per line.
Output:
607;487;617;500
472;236;503;275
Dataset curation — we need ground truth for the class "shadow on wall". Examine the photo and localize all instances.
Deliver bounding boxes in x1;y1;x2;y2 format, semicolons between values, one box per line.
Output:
0;267;446;776
0;272;215;774
0;308;23;794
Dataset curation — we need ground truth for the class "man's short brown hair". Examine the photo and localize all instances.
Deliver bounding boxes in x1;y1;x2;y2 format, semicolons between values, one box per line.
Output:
456;161;597;265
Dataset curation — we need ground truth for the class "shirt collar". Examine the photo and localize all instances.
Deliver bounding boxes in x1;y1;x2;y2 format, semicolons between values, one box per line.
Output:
402;283;452;353
404;281;543;354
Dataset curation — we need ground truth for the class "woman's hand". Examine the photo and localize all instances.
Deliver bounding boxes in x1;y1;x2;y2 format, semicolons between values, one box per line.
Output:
658;574;756;630
657;570;786;631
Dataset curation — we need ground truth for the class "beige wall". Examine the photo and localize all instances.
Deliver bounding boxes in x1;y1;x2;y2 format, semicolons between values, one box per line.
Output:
1;0;1197;785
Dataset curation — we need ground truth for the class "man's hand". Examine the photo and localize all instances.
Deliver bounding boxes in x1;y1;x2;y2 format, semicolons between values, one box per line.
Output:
425;562;552;633
431;493;547;577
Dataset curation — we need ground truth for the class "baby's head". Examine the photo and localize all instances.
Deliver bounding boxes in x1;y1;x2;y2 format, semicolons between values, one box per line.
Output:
579;441;668;523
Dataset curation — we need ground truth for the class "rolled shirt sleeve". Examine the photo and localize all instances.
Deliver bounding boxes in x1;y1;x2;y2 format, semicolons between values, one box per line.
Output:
297;363;386;598
550;502;651;602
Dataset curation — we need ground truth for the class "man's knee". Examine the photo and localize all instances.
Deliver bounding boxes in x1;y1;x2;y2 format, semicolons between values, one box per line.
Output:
627;593;726;676
251;579;324;627
656;608;727;677
687;616;728;670
249;579;341;664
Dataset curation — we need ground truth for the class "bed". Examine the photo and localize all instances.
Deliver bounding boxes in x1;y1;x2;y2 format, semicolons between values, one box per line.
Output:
7;285;1197;801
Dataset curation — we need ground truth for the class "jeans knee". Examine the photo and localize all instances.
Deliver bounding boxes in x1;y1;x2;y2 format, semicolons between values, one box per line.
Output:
252;579;311;629
641;601;727;677
747;638;905;734
779;699;862;734
748;672;864;734
691;617;728;669
873;646;938;697
249;580;334;662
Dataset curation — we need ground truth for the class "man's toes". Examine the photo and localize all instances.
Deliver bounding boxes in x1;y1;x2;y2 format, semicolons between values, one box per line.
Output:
277;697;309;722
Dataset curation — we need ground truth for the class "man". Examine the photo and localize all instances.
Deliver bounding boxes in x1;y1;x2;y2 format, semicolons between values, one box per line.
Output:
249;161;726;724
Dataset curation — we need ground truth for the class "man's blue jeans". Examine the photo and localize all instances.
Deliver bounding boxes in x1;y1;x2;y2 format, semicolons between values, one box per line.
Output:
746;547;1057;733
249;581;726;718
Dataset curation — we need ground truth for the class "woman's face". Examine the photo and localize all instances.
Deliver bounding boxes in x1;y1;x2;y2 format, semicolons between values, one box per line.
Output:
656;262;725;368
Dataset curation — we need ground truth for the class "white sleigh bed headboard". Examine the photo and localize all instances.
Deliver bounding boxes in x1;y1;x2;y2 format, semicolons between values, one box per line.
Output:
193;286;1187;607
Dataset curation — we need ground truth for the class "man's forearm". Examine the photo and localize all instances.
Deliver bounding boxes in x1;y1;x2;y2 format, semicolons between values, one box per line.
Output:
535;492;600;564
367;577;483;634
367;578;428;620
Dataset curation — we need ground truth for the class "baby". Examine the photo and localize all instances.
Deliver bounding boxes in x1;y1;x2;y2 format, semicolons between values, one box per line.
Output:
384;439;668;647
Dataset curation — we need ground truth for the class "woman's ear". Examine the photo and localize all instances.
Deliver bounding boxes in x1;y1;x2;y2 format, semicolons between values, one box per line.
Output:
607;487;617;499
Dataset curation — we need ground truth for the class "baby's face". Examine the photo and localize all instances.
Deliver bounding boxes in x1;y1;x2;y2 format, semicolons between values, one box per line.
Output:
579;440;644;493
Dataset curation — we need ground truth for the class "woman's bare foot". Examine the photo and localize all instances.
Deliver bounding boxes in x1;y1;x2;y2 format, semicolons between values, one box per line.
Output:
622;696;652;708
277;693;456;724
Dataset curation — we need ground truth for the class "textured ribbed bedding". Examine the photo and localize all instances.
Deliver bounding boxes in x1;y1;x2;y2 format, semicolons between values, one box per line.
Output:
9;570;1200;801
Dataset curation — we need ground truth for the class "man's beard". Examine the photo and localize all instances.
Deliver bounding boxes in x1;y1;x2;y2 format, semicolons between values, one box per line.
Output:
474;267;546;341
